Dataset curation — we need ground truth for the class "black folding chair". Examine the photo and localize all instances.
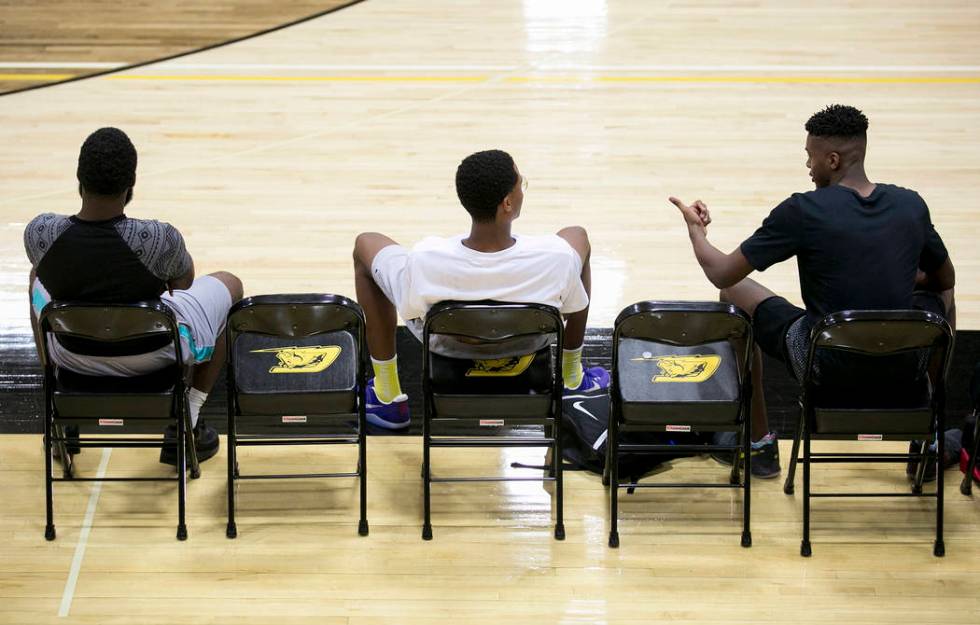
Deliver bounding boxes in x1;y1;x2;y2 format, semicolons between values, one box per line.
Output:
608;301;754;548
224;294;368;538
782;310;954;557
421;300;565;541
39;301;198;541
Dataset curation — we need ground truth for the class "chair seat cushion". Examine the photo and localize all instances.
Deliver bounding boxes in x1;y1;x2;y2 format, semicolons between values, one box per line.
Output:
232;331;357;416
617;338;741;425
53;366;178;420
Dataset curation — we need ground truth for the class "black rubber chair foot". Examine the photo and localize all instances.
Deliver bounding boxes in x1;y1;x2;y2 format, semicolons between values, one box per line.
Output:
44;525;56;541
741;531;752;548
190;468;201;480
422;524;433;541
226;523;237;539
177;525;188;541
800;541;812;557
934;540;945;557
601;473;610;487
608;532;619;548
783;482;795;495
960;479;972;496
911;484;923;495
358;519;369;536
554;524;565;541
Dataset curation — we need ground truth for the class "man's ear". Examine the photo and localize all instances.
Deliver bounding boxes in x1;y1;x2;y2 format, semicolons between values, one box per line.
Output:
828;151;841;171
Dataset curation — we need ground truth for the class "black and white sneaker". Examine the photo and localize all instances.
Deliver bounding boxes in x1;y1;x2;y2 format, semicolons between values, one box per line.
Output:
710;431;781;479
160;419;220;466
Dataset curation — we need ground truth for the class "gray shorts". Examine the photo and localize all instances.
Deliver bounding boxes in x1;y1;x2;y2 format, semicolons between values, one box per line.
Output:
37;275;233;376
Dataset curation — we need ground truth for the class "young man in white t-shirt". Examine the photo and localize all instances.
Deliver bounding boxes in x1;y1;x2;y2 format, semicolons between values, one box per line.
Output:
352;149;608;429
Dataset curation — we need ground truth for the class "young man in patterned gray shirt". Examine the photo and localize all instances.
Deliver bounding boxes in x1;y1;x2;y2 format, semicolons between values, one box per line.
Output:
25;127;243;464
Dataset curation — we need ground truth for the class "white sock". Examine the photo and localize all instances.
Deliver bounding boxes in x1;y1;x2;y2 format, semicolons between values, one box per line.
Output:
188;388;208;429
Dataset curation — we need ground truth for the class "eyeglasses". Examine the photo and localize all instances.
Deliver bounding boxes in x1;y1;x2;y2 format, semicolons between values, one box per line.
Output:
521;175;529;192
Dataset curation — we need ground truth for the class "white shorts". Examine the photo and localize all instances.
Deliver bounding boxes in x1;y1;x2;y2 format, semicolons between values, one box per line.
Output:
37;275;233;377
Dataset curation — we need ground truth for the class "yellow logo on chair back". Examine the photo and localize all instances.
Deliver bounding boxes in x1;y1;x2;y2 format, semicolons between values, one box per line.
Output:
249;346;342;374
465;353;536;377
630;353;722;383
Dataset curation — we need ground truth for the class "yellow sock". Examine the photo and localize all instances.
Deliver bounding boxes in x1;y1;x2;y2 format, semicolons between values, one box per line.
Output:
371;355;403;403
562;347;584;389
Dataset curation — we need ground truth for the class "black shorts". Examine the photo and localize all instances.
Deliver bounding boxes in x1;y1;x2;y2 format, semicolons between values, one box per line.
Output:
752;291;947;382
752;296;806;375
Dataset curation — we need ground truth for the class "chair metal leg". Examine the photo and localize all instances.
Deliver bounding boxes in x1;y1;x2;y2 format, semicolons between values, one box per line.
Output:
358;405;369;537
912;439;927;495
934;408;946;557
185;395;200;480
422;403;433;541
608;413;620;549
226;409;237;539
44;410;56;541
176;408;188;541
800;427;812;557
741;415;752;548
553;416;565;540
783;407;804;495
961;412;979;496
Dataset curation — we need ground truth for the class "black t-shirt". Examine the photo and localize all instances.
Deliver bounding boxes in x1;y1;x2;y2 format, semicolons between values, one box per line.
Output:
740;184;948;324
25;213;192;356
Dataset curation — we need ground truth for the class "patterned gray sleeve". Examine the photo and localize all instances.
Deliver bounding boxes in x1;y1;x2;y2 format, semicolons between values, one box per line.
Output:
115;218;193;281
23;213;72;267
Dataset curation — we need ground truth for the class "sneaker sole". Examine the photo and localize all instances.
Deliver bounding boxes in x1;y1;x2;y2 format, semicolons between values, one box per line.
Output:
366;413;410;430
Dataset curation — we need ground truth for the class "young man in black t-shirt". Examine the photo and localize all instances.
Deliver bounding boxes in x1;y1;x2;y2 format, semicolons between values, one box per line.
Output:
669;104;955;479
25;127;244;464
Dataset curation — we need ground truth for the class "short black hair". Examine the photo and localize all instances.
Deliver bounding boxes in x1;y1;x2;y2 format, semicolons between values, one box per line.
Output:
805;104;869;139
455;150;518;223
77;127;137;195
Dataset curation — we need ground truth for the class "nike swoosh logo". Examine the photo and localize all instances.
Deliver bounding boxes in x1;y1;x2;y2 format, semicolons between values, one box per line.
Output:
572;400;600;422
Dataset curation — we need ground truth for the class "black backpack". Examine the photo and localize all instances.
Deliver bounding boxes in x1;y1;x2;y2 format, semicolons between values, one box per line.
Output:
561;390;708;482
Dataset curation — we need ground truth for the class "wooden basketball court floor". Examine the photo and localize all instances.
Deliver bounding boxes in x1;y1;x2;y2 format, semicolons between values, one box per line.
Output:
1;1;980;622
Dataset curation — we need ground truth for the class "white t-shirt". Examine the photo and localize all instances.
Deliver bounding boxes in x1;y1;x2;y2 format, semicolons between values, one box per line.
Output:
374;233;588;358
400;233;589;320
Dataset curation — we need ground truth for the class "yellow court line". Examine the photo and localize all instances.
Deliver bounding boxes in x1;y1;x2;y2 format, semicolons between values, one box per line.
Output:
5;73;980;85
0;73;76;80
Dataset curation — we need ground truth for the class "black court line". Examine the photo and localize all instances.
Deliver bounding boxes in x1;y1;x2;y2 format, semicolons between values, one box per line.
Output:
0;0;369;98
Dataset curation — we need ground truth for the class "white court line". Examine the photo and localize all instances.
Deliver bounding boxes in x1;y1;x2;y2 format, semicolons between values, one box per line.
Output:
58;448;112;618
4;61;980;72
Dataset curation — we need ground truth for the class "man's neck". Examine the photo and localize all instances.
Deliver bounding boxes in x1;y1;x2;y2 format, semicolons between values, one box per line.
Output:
77;196;126;222
833;166;876;198
462;221;515;253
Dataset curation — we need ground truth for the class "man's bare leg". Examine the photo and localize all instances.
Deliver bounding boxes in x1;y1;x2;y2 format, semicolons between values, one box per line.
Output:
720;277;780;443
189;271;243;395
353;232;400;360
556;226;591;350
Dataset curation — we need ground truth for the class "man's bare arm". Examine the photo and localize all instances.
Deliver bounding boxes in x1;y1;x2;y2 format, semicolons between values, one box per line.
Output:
166;257;195;294
670;197;754;289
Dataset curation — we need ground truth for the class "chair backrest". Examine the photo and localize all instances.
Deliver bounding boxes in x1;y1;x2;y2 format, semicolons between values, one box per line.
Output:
39;300;183;365
226;294;365;416
422;301;564;418
613;300;753;380
804;309;954;410
39;301;185;425
423;300;563;343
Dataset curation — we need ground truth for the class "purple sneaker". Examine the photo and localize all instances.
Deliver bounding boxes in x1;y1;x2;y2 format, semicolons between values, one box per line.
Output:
365;379;410;430
566;366;610;394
